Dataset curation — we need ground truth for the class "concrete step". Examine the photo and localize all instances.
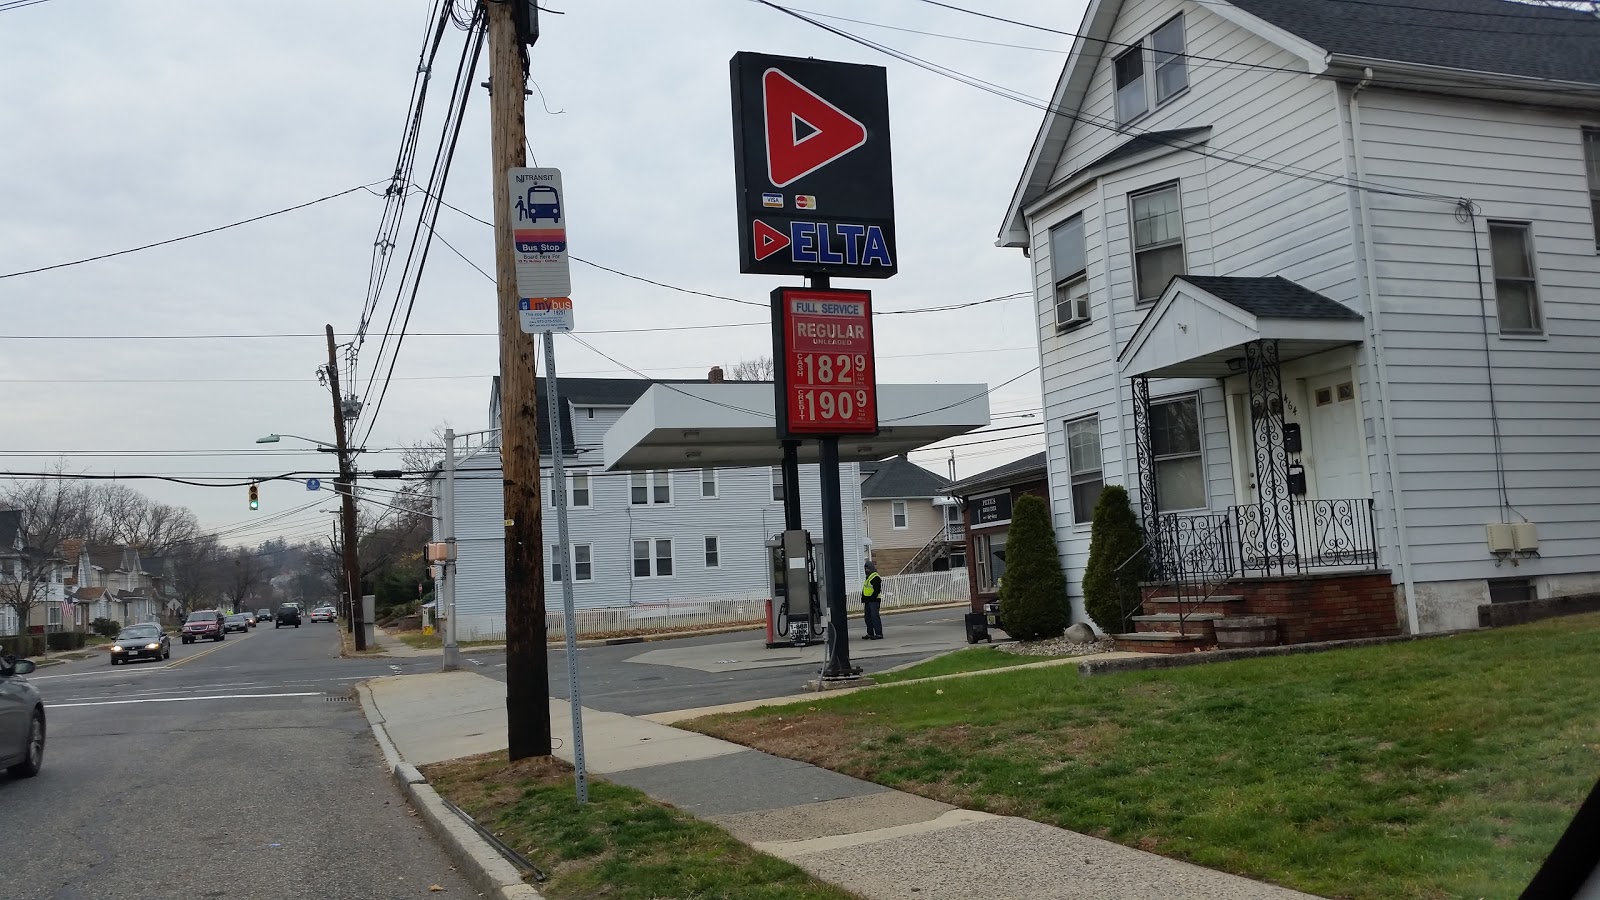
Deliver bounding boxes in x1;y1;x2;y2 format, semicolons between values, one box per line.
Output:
1131;613;1221;638
1143;595;1245;616
1111;632;1213;655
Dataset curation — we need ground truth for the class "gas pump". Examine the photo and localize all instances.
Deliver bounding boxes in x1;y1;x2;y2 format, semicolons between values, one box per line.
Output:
765;529;826;649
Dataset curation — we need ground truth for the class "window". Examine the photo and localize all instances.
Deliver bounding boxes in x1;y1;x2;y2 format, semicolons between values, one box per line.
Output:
550;544;593;582
1050;215;1089;330
892;500;908;529
771;466;785;503
975;532;1007;591
1152;15;1187;103
1150;395;1205;511
633;539;673;578
1130;183;1184;303
701;468;717;498
1114;46;1147;123
570;473;590;508
1488;222;1542;334
1488;577;1535;605
630;471;671;505
47;604;61;627
1065;416;1105;524
704;536;720;568
1585;128;1599;251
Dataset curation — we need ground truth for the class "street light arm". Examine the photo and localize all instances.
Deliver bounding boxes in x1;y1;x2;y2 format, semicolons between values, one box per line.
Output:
256;433;338;450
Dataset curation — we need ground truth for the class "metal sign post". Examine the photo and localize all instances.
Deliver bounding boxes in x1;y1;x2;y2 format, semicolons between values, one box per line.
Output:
542;331;588;803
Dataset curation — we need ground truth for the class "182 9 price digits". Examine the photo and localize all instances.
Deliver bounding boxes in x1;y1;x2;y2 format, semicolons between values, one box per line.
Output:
794;353;868;385
795;389;870;422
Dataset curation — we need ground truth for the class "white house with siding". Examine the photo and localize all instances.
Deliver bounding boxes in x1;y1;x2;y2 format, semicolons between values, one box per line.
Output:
999;0;1600;638
434;377;865;640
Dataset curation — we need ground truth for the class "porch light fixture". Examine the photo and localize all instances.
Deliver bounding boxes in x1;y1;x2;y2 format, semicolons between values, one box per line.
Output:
1226;357;1246;372
681;430;701;438
684;450;703;459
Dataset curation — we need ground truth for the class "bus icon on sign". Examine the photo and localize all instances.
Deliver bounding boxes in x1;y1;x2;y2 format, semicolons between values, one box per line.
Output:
517;185;561;223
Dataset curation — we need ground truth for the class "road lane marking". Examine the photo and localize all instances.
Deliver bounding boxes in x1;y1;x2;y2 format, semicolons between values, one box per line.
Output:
166;633;253;668
48;692;322;709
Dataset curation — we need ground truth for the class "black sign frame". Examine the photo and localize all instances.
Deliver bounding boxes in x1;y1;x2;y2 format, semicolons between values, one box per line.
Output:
971;492;1013;528
730;51;897;279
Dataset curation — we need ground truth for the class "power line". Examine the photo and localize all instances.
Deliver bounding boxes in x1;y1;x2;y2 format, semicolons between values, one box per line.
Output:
0;182;386;281
752;2;1466;205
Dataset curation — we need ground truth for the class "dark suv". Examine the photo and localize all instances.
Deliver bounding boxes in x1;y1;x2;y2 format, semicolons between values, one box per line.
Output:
181;610;226;644
275;605;301;628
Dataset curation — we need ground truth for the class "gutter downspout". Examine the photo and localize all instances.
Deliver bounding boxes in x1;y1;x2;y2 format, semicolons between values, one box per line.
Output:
1097;177;1128;484
1349;69;1420;634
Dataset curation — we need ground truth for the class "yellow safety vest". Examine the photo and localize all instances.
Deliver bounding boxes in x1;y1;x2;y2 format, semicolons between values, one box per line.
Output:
862;571;882;599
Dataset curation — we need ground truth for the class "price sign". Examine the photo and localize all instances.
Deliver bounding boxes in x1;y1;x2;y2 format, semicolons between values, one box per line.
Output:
772;286;877;437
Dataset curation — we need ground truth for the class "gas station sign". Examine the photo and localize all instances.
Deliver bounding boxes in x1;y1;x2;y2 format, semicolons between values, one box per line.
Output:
772;287;878;437
730;52;896;278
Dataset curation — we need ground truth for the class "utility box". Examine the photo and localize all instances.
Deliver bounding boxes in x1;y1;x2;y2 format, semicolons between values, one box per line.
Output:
361;594;376;648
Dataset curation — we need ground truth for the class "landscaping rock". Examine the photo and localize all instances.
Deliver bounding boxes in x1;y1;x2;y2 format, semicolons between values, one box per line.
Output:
1064;622;1096;644
995;635;1115;658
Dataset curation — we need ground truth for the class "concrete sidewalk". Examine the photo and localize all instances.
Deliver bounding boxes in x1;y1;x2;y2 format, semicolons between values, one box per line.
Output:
363;671;1316;900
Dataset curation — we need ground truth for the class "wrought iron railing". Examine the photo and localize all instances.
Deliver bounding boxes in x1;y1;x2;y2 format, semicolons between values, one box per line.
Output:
1152;498;1379;582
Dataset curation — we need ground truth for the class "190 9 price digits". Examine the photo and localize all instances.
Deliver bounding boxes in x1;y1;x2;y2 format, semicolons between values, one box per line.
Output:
795;352;868;385
796;388;870;422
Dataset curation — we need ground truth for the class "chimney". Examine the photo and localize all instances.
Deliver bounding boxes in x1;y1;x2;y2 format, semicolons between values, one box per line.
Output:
708;366;725;383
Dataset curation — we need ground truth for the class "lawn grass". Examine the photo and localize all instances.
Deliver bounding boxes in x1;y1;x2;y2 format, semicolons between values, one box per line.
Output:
872;646;1064;683
687;613;1600;899
393;631;502;650
422;753;859;900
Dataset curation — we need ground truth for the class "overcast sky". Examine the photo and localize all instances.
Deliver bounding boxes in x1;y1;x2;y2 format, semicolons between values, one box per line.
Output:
0;0;1076;541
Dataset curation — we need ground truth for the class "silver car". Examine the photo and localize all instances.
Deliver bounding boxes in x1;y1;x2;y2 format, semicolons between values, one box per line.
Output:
0;654;44;778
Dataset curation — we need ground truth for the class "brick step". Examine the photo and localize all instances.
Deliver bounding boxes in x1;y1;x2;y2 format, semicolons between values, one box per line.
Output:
1131;613;1221;638
1143;595;1245;616
1142;593;1245;604
1111;632;1214;655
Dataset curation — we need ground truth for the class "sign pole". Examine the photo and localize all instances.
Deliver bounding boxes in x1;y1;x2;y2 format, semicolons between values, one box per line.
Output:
542;332;588;803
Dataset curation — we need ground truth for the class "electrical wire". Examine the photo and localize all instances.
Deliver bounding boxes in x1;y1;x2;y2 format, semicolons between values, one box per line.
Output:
752;1;1468;205
0;182;387;281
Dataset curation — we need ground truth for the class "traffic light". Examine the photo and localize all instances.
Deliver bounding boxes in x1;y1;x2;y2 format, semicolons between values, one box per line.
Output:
248;484;260;510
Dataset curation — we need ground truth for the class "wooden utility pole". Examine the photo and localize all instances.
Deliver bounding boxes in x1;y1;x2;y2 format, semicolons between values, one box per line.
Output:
487;0;551;759
325;324;365;652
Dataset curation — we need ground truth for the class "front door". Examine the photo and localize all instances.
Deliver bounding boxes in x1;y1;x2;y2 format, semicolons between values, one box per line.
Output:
1305;371;1364;500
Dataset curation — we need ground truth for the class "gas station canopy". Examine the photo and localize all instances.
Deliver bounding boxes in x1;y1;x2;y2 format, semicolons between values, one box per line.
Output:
602;382;990;471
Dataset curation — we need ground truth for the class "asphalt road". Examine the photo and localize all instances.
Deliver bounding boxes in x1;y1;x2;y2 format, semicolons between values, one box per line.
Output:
469;606;970;715
1;622;477;900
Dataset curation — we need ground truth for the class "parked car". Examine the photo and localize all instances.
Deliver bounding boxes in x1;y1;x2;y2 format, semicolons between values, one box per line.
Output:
275;606;301;628
0;654;44;778
182;610;226;643
223;613;251;634
309;607;336;623
110;624;170;665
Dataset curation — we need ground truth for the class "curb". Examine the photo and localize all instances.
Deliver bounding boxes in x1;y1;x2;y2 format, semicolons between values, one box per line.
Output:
356;681;545;900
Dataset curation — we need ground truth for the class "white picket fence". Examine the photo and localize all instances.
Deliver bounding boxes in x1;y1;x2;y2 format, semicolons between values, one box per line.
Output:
450;568;969;642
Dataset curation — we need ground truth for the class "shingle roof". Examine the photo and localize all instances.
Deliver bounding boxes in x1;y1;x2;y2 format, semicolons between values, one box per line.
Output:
948;451;1048;496
860;456;951;500
1181;276;1361;320
1228;0;1600;86
1081;127;1210;175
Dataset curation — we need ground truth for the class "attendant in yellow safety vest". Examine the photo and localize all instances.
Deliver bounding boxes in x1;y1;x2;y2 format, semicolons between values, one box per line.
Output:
860;561;884;640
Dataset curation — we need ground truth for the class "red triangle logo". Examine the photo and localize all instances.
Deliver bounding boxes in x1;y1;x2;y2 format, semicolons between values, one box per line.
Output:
762;68;868;188
752;219;791;261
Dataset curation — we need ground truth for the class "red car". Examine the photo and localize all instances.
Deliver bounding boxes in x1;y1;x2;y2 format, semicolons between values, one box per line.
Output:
181;610;226;644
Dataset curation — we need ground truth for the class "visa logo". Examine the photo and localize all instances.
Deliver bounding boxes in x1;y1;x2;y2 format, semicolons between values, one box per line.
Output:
762;193;783;208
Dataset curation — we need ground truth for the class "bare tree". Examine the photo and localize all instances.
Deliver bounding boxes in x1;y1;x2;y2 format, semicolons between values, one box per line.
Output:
222;546;265;610
89;484;200;555
728;356;775;381
0;472;95;634
168;534;226;615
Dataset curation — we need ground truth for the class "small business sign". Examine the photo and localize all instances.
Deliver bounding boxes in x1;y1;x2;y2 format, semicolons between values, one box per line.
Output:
771;287;878;437
519;296;575;333
305;478;321;492
508;167;571;300
730;52;896;279
972;492;1013;528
